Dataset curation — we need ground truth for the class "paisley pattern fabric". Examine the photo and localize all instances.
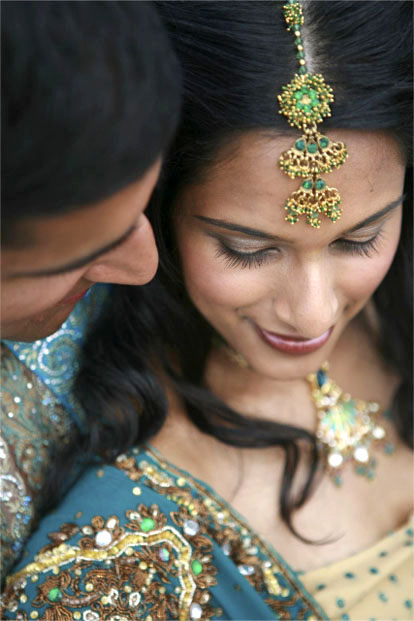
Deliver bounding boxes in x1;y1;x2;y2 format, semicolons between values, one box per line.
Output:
1;446;328;620
0;348;71;578
0;285;109;577
2;284;109;429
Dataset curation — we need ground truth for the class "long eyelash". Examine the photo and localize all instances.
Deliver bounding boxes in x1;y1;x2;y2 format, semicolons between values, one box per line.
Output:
216;242;270;269
336;231;383;257
216;231;383;268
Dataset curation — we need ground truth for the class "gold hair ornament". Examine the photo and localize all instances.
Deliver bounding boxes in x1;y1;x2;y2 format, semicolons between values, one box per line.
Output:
278;0;348;228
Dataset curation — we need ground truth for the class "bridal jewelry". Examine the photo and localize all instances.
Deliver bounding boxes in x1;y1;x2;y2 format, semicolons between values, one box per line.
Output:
220;342;393;486
308;362;393;486
278;0;348;228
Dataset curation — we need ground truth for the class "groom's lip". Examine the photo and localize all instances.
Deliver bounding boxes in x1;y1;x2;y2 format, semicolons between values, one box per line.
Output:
58;288;90;306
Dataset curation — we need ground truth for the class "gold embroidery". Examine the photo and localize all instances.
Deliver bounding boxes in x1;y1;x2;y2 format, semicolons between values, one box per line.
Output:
117;448;324;619
2;448;325;620
4;503;219;621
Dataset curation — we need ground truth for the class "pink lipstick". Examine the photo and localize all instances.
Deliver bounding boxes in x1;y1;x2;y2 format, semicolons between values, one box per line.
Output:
257;325;333;355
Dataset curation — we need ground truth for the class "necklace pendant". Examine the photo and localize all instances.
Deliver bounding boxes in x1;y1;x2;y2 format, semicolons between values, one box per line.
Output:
308;363;387;486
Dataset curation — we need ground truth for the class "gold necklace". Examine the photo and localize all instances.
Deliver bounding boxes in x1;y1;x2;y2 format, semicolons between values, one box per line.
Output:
307;362;393;486
219;343;394;485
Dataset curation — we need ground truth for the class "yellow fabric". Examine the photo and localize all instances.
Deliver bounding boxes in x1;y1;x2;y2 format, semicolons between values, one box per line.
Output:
301;516;414;620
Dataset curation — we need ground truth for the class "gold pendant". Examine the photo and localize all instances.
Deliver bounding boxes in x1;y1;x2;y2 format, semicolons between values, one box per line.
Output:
307;362;392;486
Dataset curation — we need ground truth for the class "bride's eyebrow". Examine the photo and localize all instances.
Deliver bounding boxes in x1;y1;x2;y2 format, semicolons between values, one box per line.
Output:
341;195;405;234
195;194;405;239
194;216;280;241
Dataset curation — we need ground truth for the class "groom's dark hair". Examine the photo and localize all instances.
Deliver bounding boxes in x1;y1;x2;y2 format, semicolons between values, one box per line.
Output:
2;1;181;244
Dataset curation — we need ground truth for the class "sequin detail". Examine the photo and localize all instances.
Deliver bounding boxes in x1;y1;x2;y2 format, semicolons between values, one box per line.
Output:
2;447;327;620
3;284;109;427
1;285;109;575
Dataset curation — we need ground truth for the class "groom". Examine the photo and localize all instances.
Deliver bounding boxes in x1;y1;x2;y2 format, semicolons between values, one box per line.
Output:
1;1;181;343
0;1;181;577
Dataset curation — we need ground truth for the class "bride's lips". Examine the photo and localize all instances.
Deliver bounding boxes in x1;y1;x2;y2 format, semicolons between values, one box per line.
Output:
256;325;333;355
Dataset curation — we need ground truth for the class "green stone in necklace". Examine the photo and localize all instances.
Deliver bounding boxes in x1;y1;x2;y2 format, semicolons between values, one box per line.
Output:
308;362;392;486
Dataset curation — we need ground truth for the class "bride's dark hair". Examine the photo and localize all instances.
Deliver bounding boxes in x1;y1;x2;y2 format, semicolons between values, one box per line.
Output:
50;2;413;535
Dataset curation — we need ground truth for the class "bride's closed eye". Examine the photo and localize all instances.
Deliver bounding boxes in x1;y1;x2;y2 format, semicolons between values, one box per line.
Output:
332;230;384;258
215;240;279;269
215;229;385;270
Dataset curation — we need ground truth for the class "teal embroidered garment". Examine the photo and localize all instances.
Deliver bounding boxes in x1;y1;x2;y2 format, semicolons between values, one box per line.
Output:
1;446;327;620
0;285;109;577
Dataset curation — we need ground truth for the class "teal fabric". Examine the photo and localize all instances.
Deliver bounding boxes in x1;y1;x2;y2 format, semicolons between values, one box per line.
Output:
2;446;328;620
0;284;109;576
2;283;110;430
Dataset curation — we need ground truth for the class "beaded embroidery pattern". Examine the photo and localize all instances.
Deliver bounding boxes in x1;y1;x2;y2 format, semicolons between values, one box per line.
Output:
2;447;328;620
0;345;71;577
1;285;109;576
278;0;348;228
2;284;109;428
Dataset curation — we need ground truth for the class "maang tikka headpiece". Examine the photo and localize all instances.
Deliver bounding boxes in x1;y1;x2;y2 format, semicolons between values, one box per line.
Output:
278;0;348;228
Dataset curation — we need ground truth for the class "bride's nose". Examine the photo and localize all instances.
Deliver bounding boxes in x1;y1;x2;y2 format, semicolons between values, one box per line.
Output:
273;259;339;338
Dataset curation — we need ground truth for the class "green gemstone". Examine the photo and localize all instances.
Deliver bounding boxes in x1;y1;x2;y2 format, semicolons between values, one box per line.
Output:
342;400;357;419
295;139;306;151
307;142;318;154
311;99;320;107
295;102;304;110
319;137;329;148
140;518;155;532
308;88;317;98
48;587;63;602
295;37;302;45
303;104;311;113
298;66;307;75
315;179;326;190
296;51;304;59
191;560;203;575
294;91;303;100
159;547;170;562
302;180;313;190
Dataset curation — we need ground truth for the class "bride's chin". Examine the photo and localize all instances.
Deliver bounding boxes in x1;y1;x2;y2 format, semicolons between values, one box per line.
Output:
241;348;334;382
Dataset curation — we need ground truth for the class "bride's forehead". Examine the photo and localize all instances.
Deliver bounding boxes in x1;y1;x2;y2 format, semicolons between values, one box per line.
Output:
181;131;404;210
189;131;401;193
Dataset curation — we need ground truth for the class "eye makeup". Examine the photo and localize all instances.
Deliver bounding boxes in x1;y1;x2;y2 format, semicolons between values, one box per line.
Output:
215;242;274;269
334;230;384;258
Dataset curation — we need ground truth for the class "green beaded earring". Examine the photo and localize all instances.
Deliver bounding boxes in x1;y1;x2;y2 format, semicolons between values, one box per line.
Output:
278;0;348;228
